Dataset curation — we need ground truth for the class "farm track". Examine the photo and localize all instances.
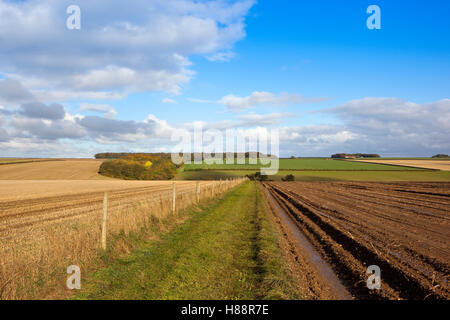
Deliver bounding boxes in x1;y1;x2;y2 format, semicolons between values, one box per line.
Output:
264;181;450;300
0;181;207;239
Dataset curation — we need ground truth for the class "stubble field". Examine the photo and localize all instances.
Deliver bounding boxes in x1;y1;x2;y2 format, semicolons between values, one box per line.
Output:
352;159;450;171
0;158;245;299
0;159;110;180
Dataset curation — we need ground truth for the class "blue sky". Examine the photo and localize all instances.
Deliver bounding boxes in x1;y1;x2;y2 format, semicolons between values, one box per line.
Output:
108;0;450;123
0;0;449;157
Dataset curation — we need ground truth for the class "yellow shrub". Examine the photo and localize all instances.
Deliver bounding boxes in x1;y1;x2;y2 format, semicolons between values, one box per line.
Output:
144;161;153;168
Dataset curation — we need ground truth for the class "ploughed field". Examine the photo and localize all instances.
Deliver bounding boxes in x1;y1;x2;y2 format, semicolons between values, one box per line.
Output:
264;181;450;299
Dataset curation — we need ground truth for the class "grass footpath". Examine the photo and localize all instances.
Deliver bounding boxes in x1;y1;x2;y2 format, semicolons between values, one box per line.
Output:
75;182;300;300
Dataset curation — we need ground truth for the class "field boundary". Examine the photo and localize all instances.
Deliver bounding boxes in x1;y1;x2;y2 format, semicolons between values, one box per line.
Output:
184;168;427;172
0;159;63;166
74;182;300;300
0;178;246;299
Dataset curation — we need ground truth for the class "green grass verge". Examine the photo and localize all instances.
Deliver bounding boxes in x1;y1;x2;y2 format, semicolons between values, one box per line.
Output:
184;158;424;171
177;170;450;182
74;182;300;300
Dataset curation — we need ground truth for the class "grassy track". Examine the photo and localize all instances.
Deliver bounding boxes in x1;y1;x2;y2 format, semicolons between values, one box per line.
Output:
75;182;299;300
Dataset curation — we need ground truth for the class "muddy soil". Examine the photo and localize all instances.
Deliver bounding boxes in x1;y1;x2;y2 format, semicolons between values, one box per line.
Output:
264;181;450;300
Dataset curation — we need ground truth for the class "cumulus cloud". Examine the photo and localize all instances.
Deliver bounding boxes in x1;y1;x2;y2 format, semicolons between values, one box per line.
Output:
11;116;86;140
237;112;292;126
0;137;95;158
77;116;141;142
144;115;176;139
0;113;8;142
32;90;126;103
1;91;448;157
269;125;356;157
73;113;179;143
219;91;327;111
180;112;293;130
20;102;66;120
0;0;254;97
79;103;117;119
0;79;34;106
324;98;450;156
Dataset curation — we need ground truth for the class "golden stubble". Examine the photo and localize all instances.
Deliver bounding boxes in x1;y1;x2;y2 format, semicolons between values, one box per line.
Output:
0;179;246;299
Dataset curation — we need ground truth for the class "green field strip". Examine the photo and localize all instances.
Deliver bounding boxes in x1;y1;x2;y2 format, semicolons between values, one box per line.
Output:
184;159;425;171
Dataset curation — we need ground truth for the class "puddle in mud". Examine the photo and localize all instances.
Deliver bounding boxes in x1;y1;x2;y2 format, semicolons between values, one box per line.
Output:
265;188;353;300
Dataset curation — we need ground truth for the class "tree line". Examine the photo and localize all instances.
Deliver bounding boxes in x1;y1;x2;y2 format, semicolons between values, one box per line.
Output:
98;154;178;180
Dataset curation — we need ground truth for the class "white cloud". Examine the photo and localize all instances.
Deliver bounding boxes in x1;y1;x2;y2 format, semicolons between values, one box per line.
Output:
31;89;126;103
0;79;34;106
187;97;216;104
180;112;293;130
162;98;177;104
219;91;327;111
0;0;255;97
324;98;450;156
237;112;292;126
79;103;117;119
188;91;327;111
206;51;236;62
1;91;448;157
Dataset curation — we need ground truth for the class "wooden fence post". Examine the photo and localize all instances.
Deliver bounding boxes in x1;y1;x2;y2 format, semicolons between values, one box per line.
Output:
172;182;176;213
196;182;200;204
101;192;108;250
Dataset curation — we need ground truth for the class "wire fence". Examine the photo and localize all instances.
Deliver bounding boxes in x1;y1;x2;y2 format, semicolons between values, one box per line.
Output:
0;178;247;299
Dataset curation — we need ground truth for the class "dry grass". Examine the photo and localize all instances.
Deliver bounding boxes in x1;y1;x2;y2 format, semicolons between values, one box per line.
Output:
0;178;246;299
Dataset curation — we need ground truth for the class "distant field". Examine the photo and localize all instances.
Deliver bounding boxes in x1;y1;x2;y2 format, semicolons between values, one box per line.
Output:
354;157;450;160
352;159;450;171
0;159;110;180
184;158;424;171
177;169;450;182
0;158;59;165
